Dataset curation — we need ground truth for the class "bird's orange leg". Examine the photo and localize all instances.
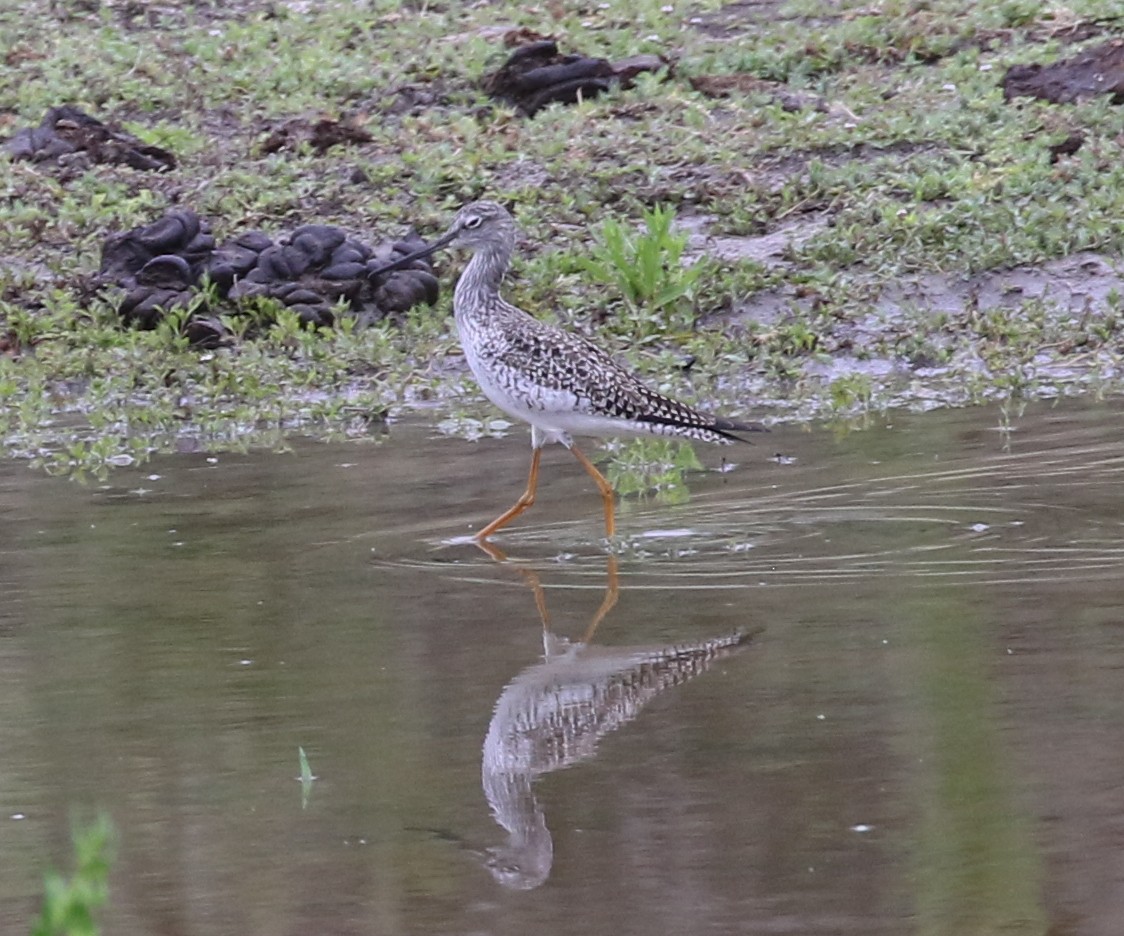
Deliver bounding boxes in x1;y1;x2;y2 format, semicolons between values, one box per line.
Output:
568;444;616;538
475;448;542;541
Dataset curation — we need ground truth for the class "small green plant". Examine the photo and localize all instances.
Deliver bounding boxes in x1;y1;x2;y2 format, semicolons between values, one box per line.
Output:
580;205;701;321
769;319;820;355
30;814;115;936
606;437;704;505
828;373;874;412
298;746;316;809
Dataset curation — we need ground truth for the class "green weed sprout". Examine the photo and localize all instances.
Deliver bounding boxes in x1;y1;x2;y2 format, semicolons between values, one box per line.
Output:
582;205;702;323
606;437;705;505
30;814;115;936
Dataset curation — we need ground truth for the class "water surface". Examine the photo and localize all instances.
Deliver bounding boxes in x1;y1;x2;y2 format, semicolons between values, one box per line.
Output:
2;401;1123;934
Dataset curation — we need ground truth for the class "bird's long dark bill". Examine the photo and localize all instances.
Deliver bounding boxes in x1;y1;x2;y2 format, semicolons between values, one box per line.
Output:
367;228;457;278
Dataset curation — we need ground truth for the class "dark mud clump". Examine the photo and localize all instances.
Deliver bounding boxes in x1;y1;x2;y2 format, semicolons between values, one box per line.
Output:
259;114;374;155
484;39;665;116
1003;39;1124;104
4;105;175;171
99;210;440;341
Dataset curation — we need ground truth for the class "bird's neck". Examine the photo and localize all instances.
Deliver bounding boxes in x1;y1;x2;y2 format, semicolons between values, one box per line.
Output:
454;244;511;315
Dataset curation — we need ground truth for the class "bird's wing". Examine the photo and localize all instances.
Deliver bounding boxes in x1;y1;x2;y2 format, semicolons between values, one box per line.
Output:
488;317;751;437
487;319;646;404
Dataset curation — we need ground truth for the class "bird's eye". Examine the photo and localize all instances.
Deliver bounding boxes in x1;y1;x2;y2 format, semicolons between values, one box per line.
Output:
464;215;483;229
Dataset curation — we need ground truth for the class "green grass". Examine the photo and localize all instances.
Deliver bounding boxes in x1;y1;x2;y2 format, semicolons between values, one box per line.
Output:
2;0;1124;476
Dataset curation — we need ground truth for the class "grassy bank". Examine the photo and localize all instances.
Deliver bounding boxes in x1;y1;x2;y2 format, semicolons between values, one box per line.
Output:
1;0;1123;477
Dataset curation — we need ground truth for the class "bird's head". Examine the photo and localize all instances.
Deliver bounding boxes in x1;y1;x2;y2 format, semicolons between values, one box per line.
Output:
368;200;516;279
440;200;516;252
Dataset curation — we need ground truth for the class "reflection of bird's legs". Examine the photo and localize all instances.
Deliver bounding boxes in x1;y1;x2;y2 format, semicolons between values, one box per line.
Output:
476;448;542;541
473;538;552;631
473;538;509;564
580;554;619;644
523;566;551;632
474;538;618;643
568;444;615;538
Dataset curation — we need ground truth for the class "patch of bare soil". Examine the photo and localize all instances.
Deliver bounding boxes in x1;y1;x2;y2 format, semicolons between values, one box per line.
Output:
876;252;1124;320
678;213;829;268
726;251;1123;332
1004;39;1124;104
689;0;829;38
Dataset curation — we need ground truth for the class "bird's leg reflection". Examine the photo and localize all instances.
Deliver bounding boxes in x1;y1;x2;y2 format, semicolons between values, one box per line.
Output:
582;554;619;644
471;537;552;628
472;538;620;642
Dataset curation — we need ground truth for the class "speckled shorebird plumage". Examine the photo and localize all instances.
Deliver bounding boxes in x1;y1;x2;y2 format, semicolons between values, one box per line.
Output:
377;200;761;540
482;629;752;889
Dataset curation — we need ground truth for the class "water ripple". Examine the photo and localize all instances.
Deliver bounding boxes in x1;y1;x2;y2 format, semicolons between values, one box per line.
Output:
371;430;1124;591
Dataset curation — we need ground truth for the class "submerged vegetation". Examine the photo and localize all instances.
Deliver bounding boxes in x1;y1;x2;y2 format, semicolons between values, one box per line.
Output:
1;0;1123;481
28;815;115;936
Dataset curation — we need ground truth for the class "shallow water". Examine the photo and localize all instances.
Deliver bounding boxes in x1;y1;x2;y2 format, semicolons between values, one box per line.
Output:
2;400;1123;935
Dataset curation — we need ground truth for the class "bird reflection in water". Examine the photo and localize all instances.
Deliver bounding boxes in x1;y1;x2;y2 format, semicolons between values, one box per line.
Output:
475;542;755;890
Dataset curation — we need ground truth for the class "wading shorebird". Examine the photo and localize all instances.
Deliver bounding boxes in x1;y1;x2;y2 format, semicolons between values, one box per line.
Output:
373;201;762;541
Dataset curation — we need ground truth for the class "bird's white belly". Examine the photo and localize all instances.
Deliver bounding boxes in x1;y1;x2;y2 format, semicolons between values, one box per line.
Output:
460;337;603;444
474;366;656;444
474;367;583;441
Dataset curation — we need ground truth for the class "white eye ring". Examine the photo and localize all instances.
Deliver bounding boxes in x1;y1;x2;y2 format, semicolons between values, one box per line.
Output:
464;216;483;229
